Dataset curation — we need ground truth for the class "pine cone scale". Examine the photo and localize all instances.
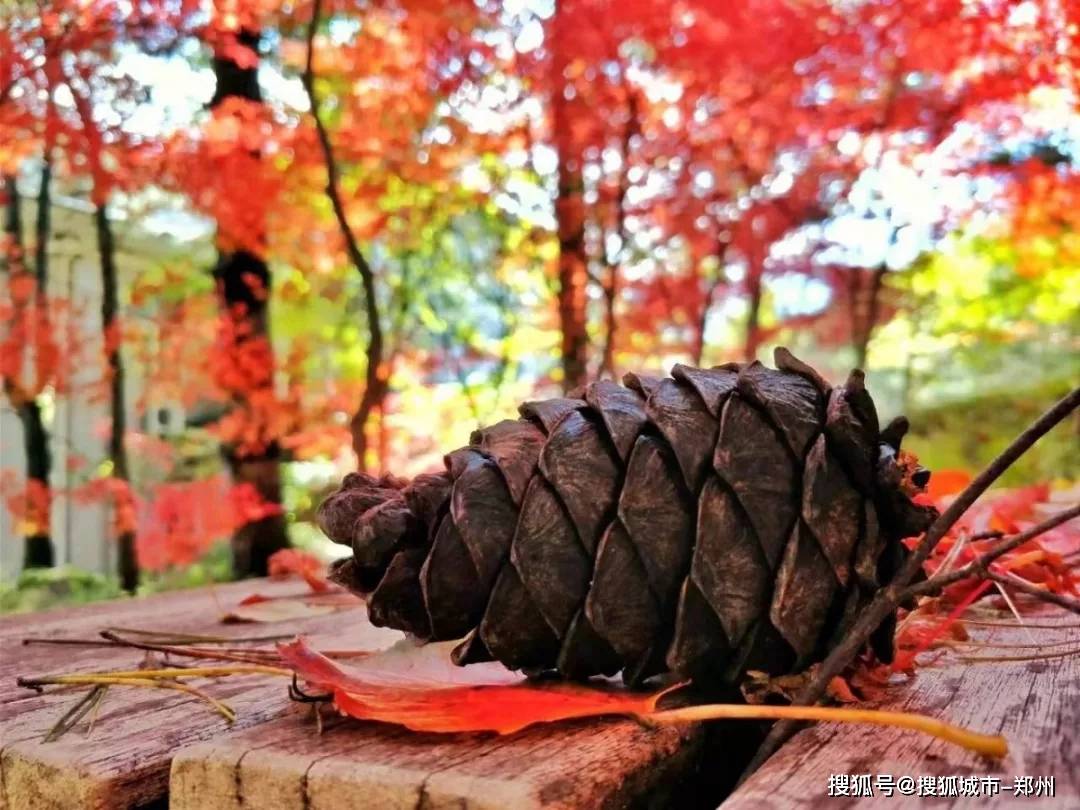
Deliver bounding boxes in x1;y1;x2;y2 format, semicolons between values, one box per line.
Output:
470;419;545;506
769;521;841;662
420;515;484;639
537;411;622;555
586;520;662;667
714;395;798;569
737;363;825;459
583;380;648;462
509;477;591;637
801;435;862;586
478;564;560;669
617;435;695;604
644;377;718;492
691;476;771;648
671;363;738;414
449;452;517;588
667;577;733;679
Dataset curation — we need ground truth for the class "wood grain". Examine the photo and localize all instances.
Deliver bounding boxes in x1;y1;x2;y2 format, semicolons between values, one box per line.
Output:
171;711;702;810
721;609;1079;809
0;580;397;810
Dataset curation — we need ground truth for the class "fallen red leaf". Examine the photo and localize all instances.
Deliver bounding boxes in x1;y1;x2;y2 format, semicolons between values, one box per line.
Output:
826;676;859;704
278;638;677;734
268;548;331;592
276;639;1007;758
926;468;972;499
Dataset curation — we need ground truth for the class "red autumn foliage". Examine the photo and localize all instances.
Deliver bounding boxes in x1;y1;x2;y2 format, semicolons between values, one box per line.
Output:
132;474;284;572
890;485;1079;673
2;0;1077;584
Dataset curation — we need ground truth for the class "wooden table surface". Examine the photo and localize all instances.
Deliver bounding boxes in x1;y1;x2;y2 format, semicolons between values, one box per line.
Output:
2;583;1076;809
0;580;704;810
720;610;1079;809
0;579;399;810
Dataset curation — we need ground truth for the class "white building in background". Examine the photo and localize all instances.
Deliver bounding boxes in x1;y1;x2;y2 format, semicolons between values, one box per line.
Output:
0;182;206;581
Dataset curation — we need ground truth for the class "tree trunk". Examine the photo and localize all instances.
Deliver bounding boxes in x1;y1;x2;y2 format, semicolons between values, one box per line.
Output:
3;169;56;568
554;163;589;390
551;3;589;392
302;0;386;471
597;90;638;380
853;265;887;371
34;160;49;290
743;263;764;362
95;203;138;591
209;29;289;577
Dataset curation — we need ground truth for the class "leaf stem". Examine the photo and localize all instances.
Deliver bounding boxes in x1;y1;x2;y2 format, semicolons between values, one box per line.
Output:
649;704;1007;758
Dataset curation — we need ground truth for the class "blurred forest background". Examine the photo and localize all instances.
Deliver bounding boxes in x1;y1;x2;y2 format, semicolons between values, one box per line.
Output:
0;0;1077;609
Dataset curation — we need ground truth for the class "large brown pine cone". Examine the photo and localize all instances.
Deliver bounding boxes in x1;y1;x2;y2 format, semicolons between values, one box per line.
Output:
318;348;936;686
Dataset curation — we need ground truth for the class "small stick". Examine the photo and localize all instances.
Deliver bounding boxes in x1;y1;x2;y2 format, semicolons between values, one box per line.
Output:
983;572;1080;616
740;387;1079;781
23;638;118;648
17;665;289;688
104;627;294;644
19;675;238;723
901;504;1080;600
99;631;282;666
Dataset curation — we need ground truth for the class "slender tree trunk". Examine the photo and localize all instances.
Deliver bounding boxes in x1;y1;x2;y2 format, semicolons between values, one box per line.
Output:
598;90;638;380
12;166;55;568
302;0;386;471
853;264;887;370
743;262;764;362
34;160;49;288
3;175;54;569
551;2;589;391
209;29;289;577
694;276;724;367
95;203;138;591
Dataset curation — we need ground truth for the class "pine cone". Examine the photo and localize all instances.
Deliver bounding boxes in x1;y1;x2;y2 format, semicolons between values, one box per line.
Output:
318;348;936;686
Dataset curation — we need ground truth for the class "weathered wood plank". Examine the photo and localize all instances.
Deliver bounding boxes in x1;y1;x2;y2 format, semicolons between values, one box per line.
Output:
171;710;703;810
0;580;398;810
0;579;331;696
721;609;1079;809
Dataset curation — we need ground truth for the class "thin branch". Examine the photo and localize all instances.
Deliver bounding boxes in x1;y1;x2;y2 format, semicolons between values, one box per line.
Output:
904;389;1080;577
740;387;1080;780
901;503;1080;599
301;0;385;466
984;572;1080;617
99;630;282;666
